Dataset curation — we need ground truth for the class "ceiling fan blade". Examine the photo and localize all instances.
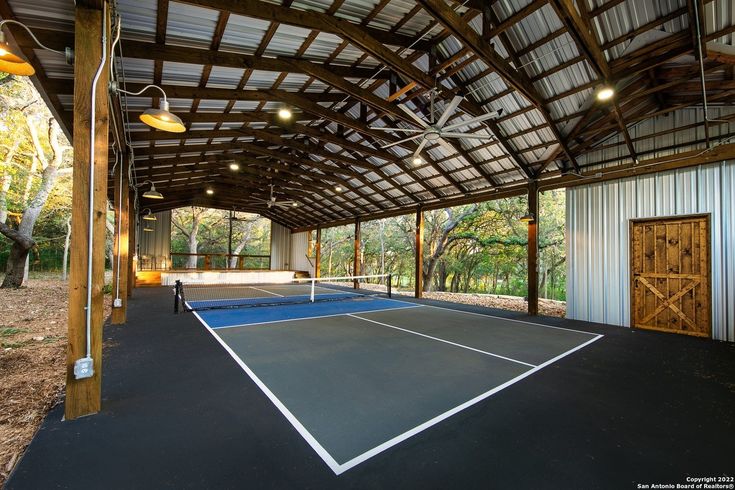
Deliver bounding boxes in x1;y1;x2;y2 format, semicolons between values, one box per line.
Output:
439;132;495;140
435;95;464;128
368;127;424;133
398;104;429;128
442;109;502;132
381;133;425;149
413;139;428;160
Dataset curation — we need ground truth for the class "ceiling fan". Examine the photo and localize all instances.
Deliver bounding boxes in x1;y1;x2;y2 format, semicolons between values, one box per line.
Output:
370;91;503;161
250;183;298;209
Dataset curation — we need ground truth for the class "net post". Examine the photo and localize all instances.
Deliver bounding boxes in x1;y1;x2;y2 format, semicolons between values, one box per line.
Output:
387;274;392;298
310;277;315;303
174;280;181;313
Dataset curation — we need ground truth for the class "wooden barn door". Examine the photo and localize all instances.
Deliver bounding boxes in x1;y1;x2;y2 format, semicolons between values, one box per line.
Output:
630;215;711;337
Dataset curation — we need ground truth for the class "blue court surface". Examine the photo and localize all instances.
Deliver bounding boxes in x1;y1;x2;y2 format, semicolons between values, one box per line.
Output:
191;294;602;475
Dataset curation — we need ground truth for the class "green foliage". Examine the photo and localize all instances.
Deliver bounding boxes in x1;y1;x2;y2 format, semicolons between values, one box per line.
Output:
320;192;567;300
0;75;73;274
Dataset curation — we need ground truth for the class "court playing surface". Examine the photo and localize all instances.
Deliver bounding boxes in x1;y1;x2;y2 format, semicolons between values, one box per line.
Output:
188;283;603;475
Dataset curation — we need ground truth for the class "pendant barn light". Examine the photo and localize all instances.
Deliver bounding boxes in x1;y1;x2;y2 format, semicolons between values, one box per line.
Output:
109;81;185;133
142;181;164;199
596;85;615;102
206;188;214;195
0;20;73;76
278;106;293;120
142;209;157;221
143;226;155;232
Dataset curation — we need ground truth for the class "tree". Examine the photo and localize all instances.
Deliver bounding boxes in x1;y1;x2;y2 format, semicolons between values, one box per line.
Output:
171;207;209;268
0;75;71;287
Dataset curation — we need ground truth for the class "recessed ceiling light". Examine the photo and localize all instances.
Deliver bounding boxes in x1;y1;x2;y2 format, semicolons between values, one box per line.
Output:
292;202;298;207
596;86;615;102
412;157;422;165
229;163;239;171
206;188;214;195
278;107;292;120
334;186;343;192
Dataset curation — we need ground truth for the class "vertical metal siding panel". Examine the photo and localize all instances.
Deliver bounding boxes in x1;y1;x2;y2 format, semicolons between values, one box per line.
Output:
270;222;291;270
566;161;735;341
289;231;313;274
137;211;171;268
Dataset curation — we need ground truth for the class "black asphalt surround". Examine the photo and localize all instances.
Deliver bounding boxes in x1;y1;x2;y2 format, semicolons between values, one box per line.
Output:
214;314;530;465
6;287;735;489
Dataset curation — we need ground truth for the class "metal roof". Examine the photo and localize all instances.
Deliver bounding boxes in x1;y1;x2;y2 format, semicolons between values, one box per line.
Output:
2;0;733;228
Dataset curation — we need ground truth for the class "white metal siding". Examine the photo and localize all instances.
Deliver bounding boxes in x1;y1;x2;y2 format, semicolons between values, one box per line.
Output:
270;222;291;270
290;231;313;275
137;211;171;268
566;161;735;341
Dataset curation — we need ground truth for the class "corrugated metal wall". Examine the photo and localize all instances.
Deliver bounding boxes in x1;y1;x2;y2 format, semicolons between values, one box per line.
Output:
270;222;291;270
566;160;735;341
290;231;314;275
137;211;171;269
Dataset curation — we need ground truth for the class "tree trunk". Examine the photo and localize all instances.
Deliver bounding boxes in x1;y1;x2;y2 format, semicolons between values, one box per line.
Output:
0;222;35;288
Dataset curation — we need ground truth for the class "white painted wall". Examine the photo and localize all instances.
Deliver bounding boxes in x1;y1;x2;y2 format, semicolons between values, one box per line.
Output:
290;231;313;275
137;210;171;269
566;161;735;341
270;222;291;270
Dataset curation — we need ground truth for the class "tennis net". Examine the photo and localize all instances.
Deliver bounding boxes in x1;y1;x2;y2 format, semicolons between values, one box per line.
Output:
175;273;392;312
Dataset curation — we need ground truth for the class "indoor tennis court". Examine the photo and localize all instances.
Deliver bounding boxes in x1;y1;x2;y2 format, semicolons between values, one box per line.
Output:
184;277;602;474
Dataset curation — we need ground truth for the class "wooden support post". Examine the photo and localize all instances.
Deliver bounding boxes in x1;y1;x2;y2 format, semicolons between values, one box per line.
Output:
127;195;136;297
65;3;109;420
415;206;424;298
527;181;539;316
110;155;129;324
353;217;361;288
315;226;322;278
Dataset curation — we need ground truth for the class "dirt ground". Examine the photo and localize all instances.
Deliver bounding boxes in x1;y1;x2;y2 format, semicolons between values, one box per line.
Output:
392;288;567;318
0;278;110;487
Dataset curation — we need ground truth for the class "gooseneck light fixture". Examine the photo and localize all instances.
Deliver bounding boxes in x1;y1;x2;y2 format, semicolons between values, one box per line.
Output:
0;20;73;76
142;209;157;221
109;81;186;133
141;180;164;200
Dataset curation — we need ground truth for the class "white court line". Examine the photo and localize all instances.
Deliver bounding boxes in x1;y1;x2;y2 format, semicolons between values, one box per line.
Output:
189;304;604;476
192;310;343;475
419;303;599;336
207;303;422;330
335;332;604;474
347;313;536;368
249;286;284;297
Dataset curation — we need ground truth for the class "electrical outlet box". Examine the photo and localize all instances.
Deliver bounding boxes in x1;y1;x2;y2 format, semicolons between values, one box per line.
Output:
74;357;94;379
113;298;122;308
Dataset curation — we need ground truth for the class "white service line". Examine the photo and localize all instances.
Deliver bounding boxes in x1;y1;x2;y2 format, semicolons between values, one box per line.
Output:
347;313;536;368
335;332;605;474
192;310;343;475
208;304;422;330
249;286;284;297
421;303;600;336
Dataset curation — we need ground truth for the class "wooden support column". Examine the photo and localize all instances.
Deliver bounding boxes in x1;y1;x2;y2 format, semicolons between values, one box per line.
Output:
415;206;424;298
126;193;136;297
527;181;539;316
110;156;129;324
314;226;322;278
353;217;361;288
66;3;110;420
